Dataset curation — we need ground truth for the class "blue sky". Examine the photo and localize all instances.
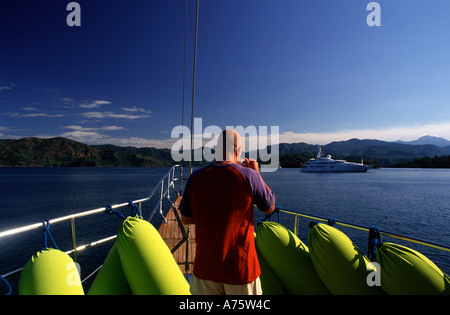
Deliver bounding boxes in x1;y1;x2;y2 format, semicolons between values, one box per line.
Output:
1;0;450;148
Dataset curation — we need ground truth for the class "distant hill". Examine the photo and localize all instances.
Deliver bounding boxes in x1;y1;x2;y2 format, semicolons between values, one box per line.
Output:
274;137;450;167
92;144;174;166
0;137;174;167
396;135;450;148
215;137;450;168
321;138;450;166
1;136;450;168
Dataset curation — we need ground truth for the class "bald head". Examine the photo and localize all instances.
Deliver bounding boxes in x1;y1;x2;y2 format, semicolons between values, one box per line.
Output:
215;129;243;162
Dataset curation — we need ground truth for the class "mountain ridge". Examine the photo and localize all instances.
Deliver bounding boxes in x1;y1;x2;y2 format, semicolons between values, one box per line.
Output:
0;137;173;167
395;135;450;147
316;137;450;167
1;136;450;168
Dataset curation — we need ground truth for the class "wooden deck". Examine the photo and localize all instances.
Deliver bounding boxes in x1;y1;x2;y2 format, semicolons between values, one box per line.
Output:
158;195;195;275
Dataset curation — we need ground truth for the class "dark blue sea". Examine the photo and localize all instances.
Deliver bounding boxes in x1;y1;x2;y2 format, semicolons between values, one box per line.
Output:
0;166;449;294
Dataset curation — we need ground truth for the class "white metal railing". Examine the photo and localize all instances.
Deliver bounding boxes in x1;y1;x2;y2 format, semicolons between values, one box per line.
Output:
260;206;450;254
147;164;183;222
0;165;184;289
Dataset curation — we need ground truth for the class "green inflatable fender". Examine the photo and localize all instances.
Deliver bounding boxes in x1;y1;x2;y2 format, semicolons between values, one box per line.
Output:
88;242;131;295
308;223;385;295
19;248;84;295
376;242;450;295
255;233;287;295
116;217;190;295
255;221;329;295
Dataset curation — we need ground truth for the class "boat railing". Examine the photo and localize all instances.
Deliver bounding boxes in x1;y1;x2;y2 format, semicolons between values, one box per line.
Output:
260;206;450;257
0;164;184;292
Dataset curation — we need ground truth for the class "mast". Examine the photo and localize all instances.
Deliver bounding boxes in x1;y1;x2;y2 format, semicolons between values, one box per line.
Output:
189;0;199;176
180;0;188;194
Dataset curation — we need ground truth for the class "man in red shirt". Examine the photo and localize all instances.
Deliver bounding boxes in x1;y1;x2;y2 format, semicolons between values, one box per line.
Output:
180;129;275;295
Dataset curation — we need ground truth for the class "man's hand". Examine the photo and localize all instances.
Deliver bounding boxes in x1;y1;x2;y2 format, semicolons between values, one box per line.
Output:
242;158;259;172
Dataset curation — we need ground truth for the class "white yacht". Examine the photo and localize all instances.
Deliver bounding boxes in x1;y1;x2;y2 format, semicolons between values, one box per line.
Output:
301;148;369;172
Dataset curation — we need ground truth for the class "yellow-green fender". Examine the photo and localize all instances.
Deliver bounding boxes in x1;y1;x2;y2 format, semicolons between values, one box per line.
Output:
255;232;287;295
116;217;190;295
376;242;450;295
308;223;385;295
256;221;329;294
19;248;84;295
88;242;131;295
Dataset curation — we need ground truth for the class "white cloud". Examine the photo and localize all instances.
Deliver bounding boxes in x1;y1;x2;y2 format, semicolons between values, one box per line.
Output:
0;126;14;132
60;131;107;143
79;100;111;109
0;86;12;91
59;98;76;107
0;126;26;139
59;125;126;144
61;97;75;103
278;122;450;144
3;112;64;118
2;112;19;117
58;125;177;148
22;107;39;111
87;121;450;150
62;125;125;131
122;107;152;114
20;113;64;118
79;111;150;119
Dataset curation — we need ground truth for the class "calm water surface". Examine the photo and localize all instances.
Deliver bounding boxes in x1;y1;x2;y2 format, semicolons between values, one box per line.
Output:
0;166;449;293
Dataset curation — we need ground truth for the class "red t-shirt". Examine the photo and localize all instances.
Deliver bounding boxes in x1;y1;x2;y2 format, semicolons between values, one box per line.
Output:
180;163;275;285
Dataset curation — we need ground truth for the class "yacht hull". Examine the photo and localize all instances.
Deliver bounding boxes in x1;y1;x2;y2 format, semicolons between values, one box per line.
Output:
300;149;369;172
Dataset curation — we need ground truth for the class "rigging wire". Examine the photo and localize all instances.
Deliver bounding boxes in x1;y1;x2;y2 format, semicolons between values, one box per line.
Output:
181;0;188;151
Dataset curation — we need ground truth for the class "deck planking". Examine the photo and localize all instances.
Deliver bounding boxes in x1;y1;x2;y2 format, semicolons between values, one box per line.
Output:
158;195;196;275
